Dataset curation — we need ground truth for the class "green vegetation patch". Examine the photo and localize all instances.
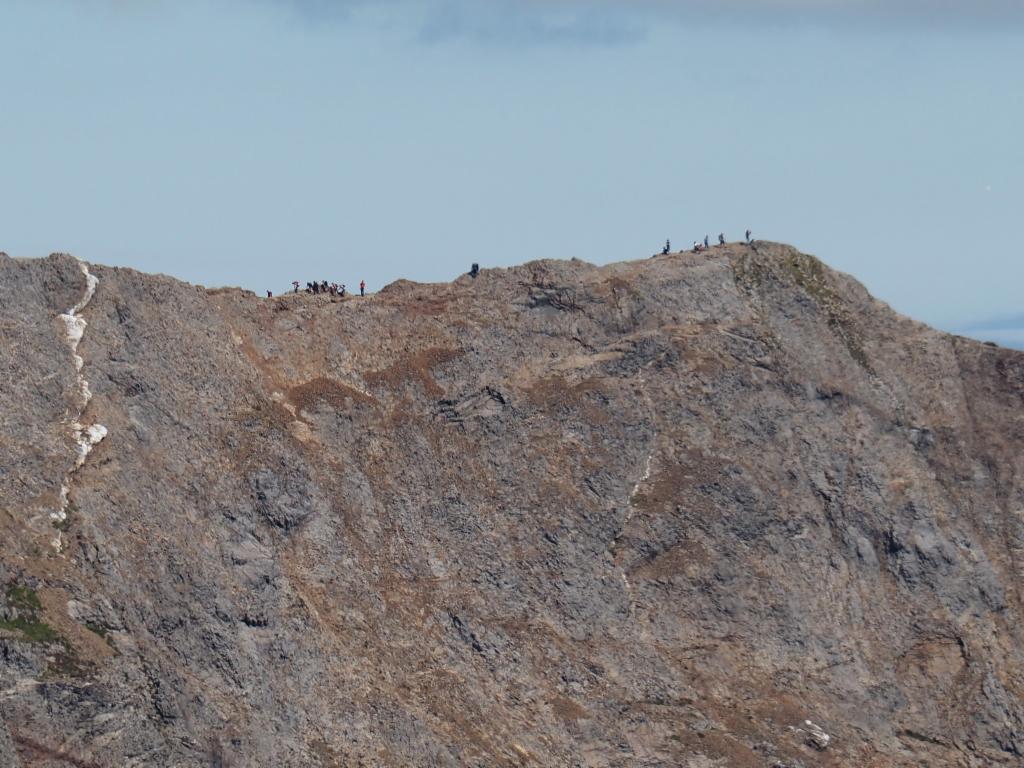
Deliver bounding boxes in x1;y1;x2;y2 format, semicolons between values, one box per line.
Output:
5;583;43;613
1;581;94;678
0;615;61;643
0;583;59;643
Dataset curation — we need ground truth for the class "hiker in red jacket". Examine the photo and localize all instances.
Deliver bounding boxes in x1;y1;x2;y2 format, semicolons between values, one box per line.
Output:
360;280;365;297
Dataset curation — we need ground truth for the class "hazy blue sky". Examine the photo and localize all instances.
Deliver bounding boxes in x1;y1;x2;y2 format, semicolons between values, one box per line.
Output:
1;0;1021;338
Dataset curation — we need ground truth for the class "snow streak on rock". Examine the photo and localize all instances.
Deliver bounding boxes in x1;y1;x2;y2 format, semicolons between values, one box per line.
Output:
51;259;107;551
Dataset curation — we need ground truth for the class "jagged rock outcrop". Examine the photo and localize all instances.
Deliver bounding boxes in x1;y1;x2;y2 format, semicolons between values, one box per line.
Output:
1;244;1022;767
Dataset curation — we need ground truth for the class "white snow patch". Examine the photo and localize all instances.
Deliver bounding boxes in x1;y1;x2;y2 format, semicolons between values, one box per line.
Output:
50;258;108;551
799;720;831;750
60;313;87;347
72;422;108;469
69;265;99;315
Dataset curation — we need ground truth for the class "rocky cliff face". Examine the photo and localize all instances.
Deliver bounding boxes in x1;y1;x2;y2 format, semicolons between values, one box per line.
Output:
1;244;1022;767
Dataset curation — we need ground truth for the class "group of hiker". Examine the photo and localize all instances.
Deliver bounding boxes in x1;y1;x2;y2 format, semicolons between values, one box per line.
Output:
267;230;757;299
266;279;366;299
661;230;753;256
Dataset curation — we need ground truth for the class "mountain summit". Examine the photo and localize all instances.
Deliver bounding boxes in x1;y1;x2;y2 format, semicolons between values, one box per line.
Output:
1;244;1022;767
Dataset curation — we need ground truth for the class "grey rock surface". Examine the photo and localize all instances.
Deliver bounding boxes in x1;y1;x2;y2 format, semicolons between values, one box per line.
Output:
1;243;1022;766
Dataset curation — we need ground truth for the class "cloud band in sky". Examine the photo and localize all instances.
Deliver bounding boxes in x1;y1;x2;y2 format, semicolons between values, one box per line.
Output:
259;0;1024;47
274;0;1024;26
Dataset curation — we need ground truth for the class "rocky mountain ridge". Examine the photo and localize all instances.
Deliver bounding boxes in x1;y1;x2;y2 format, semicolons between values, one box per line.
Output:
1;243;1022;767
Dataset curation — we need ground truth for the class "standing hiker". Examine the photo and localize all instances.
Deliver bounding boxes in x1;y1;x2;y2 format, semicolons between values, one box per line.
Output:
718;233;725;246
703;235;709;249
360;280;365;297
662;239;671;255
746;229;752;244
292;281;300;294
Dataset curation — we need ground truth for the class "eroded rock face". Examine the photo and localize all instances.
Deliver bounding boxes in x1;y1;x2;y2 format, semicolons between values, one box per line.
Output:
1;244;1022;767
